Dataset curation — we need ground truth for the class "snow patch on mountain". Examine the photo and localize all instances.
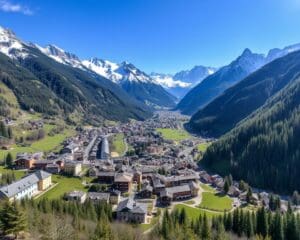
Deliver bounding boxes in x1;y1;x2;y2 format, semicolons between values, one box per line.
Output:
35;44;84;69
0;26;28;59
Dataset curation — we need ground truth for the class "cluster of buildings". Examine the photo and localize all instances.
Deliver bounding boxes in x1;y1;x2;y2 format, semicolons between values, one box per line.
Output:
0;112;204;224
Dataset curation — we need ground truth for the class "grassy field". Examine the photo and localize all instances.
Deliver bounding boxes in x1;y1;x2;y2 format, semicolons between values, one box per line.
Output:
111;133;126;156
199;192;233;212
197;142;211;152
200;183;216;193
183;200;196;205
156;128;190;141
174;204;222;219
0;166;26;180
0;126;75;160
38;175;88;200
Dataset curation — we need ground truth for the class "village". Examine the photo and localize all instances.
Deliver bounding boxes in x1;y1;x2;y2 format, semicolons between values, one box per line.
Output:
0;111;296;229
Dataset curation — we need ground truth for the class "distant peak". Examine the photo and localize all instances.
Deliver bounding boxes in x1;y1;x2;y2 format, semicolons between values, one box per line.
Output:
241;48;252;56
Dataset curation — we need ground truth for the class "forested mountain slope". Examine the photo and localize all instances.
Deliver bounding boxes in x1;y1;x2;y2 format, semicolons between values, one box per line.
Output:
202;77;300;193
0;50;151;124
189;50;300;137
176;49;266;115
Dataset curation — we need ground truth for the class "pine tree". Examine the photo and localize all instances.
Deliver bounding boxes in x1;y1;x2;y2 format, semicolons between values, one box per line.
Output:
5;152;13;169
92;215;113;240
201;214;211;240
245;211;254;238
0;201;27;238
0;121;8;138
246;187;253;204
256;207;268;238
179;208;188;226
271;211;284;240
223;179;230;194
7;127;13;139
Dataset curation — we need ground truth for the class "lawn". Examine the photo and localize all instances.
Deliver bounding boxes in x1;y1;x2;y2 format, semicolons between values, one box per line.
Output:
197;142;211;153
200;183;216;193
0;127;75;160
199;192;233;212
111;133;126;156
0;166;26;180
156;128;190;141
183;200;195;205
38;175;88;200
174;204;222;219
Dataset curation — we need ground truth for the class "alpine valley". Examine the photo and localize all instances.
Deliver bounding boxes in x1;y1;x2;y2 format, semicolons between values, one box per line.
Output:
2;11;300;240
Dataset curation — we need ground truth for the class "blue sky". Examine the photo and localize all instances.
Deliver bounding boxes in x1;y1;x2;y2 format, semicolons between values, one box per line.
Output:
1;0;300;73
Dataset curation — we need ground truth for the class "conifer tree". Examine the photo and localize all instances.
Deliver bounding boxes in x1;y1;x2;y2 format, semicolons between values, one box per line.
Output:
5;152;13;169
245;211;254;238
201;214;211;240
271;211;284;240
0;201;27;238
223;179;230;194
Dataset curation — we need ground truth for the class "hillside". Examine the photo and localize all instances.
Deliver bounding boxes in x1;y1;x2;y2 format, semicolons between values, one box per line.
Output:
189;50;300;137
82;59;177;108
177;44;300;116
202;77;300;193
176;49;266;115
0;50;151;124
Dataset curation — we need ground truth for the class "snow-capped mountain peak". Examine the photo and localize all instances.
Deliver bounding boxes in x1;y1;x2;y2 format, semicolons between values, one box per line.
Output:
82;58;122;83
234;48;266;72
0;26;28;59
82;58;156;84
36;44;84;69
116;61;153;83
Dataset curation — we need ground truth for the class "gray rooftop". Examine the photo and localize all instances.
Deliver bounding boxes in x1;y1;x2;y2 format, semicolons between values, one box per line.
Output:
0;170;51;198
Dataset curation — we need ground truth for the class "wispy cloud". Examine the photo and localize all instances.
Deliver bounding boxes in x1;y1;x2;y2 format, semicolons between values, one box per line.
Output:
0;0;33;15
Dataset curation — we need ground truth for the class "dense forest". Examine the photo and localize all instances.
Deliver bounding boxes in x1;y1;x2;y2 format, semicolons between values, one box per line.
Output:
0;198;146;240
2;198;300;240
189;50;300;137
150;206;300;240
202;77;300;194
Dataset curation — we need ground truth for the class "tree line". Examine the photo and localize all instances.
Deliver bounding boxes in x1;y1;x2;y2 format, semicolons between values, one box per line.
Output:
151;206;300;240
0;198;146;240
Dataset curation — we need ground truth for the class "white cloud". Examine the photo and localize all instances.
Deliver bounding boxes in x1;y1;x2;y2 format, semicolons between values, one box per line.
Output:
0;0;33;15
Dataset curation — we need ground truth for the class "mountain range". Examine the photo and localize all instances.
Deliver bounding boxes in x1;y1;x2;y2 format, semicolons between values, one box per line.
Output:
176;44;300;115
0;26;152;124
34;44;176;109
150;65;217;99
202;49;300;193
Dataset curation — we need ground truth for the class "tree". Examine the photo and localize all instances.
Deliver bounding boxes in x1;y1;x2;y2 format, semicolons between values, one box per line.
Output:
201;214;211;240
0;121;8;138
92;215;113;240
256;207;268;238
7;127;13;139
246;187;253;204
5;152;13;169
0;201;27;238
238;180;247;192
245;211;254;238
270;211;284;240
223;178;230;194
